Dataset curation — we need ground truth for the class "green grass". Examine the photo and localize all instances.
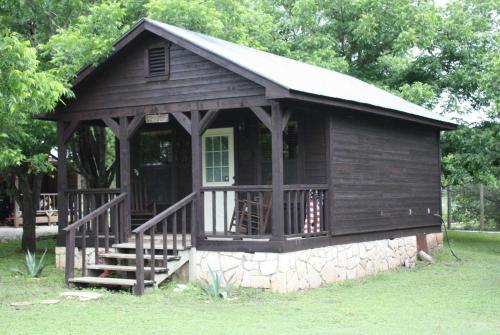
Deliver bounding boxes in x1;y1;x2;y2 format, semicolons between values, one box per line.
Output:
1;231;499;335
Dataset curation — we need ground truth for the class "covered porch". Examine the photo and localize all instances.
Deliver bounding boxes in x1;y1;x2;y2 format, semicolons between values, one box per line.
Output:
57;102;334;293
57;102;334;249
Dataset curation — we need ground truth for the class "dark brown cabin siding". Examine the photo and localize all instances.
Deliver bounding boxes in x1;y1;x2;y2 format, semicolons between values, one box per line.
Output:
301;113;327;184
65;32;265;113
331;113;441;235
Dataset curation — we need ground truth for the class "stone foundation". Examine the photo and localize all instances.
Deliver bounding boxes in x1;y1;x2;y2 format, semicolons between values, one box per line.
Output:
55;247;113;270
194;233;443;293
55;232;443;293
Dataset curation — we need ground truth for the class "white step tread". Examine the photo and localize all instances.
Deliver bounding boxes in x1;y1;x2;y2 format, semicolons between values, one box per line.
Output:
86;264;168;273
112;242;188;251
99;252;180;261
69;277;153;287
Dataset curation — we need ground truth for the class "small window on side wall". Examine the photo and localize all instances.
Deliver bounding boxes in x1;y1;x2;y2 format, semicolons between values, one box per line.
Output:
145;43;170;79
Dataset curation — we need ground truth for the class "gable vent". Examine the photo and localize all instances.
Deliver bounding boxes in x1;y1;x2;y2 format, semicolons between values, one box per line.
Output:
147;47;168;77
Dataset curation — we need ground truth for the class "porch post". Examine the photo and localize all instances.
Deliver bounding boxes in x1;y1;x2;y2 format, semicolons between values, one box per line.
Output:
190;110;202;246
56;121;68;246
271;102;285;241
326;114;335;235
119;117;131;242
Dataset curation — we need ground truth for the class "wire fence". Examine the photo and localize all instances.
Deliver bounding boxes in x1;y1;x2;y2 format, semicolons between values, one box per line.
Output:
442;184;500;231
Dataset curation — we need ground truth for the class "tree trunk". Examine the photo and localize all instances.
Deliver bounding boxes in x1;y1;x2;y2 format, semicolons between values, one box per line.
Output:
19;173;43;252
70;126;115;189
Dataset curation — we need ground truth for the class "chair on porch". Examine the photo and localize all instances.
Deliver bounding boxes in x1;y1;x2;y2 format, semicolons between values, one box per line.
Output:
229;193;272;235
131;177;157;228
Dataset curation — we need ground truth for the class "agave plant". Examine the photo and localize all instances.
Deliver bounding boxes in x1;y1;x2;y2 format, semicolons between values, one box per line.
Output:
203;267;236;299
24;249;48;278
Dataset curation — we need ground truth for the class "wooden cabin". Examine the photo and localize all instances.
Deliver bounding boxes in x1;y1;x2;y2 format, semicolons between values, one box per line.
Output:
45;19;456;294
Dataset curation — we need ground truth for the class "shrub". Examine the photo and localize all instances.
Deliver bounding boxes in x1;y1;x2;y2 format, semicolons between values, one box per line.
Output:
203;268;235;299
24;249;48;277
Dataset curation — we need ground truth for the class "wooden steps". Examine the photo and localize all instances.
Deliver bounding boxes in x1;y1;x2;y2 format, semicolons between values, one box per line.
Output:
99;252;180;261
86;264;168;273
69;277;154;287
113;242;189;251
68;237;190;293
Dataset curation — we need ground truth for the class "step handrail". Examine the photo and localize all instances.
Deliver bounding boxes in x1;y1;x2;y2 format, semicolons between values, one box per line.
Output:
132;192;196;295
64;192;127;285
64;193;127;232
132;192;196;234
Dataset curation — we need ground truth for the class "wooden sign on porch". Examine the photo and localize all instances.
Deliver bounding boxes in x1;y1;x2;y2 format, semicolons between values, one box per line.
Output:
145;113;169;124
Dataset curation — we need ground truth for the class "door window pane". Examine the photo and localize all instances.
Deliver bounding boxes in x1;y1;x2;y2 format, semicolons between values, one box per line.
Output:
206;137;213;151
205;135;230;183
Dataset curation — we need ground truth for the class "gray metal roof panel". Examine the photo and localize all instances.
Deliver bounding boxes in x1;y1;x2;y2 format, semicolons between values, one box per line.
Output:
143;19;456;125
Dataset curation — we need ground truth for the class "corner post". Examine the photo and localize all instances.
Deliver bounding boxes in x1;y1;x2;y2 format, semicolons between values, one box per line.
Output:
191;110;202;246
56;121;68;246
271;102;285;241
119;117;131;242
326;114;335;235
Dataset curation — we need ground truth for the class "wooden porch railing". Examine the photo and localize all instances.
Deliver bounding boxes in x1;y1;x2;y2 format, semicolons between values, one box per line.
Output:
201;185;273;239
66;188;121;225
200;184;328;240
63;193;127;284
284;184;328;237
132;192;196;295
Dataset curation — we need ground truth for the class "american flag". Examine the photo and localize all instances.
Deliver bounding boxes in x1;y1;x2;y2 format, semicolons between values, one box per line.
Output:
303;190;322;233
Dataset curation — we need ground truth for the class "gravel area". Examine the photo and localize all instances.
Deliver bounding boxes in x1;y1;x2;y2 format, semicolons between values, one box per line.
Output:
0;226;58;243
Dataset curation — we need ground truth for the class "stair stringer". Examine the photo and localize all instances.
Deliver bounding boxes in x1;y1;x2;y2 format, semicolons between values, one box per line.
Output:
154;249;190;288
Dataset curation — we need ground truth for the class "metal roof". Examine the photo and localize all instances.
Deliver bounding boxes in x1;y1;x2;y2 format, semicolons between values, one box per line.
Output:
142;19;455;126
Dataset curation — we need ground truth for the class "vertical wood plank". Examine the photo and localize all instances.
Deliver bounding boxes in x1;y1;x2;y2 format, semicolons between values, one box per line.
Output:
235;191;240;235
119;116;131;242
162;219;168;268
286;191;291;235
294;191;299;235
172;214;178;255
223;191;228;235
181;206;187;249
57;121;68;246
326;114;335;235
94;215;99;264
190;110;201;247
271;102;285;241
246;192;251;235
81;222;86;276
300;190;305;234
134;232;145;295
212;191;216;235
65;230;75;284
258;191;263;234
150;226;155;284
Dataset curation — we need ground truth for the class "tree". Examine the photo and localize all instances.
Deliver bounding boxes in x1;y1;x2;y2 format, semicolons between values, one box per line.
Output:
270;0;499;184
441;122;500;186
0;31;69;251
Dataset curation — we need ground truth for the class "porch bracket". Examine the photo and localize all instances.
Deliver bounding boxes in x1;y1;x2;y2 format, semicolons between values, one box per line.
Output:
126;114;145;139
62;120;81;143
172;112;192;135
102;117;120;137
249;106;272;130
199;109;221;135
282;108;293;131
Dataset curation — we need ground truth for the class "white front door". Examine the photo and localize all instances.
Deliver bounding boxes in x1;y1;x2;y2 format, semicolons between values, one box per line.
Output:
202;128;235;234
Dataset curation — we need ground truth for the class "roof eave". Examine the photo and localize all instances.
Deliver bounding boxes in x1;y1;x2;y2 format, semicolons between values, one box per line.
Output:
284;90;458;130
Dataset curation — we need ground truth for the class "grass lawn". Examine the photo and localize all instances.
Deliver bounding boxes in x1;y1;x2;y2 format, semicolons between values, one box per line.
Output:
1;231;499;335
